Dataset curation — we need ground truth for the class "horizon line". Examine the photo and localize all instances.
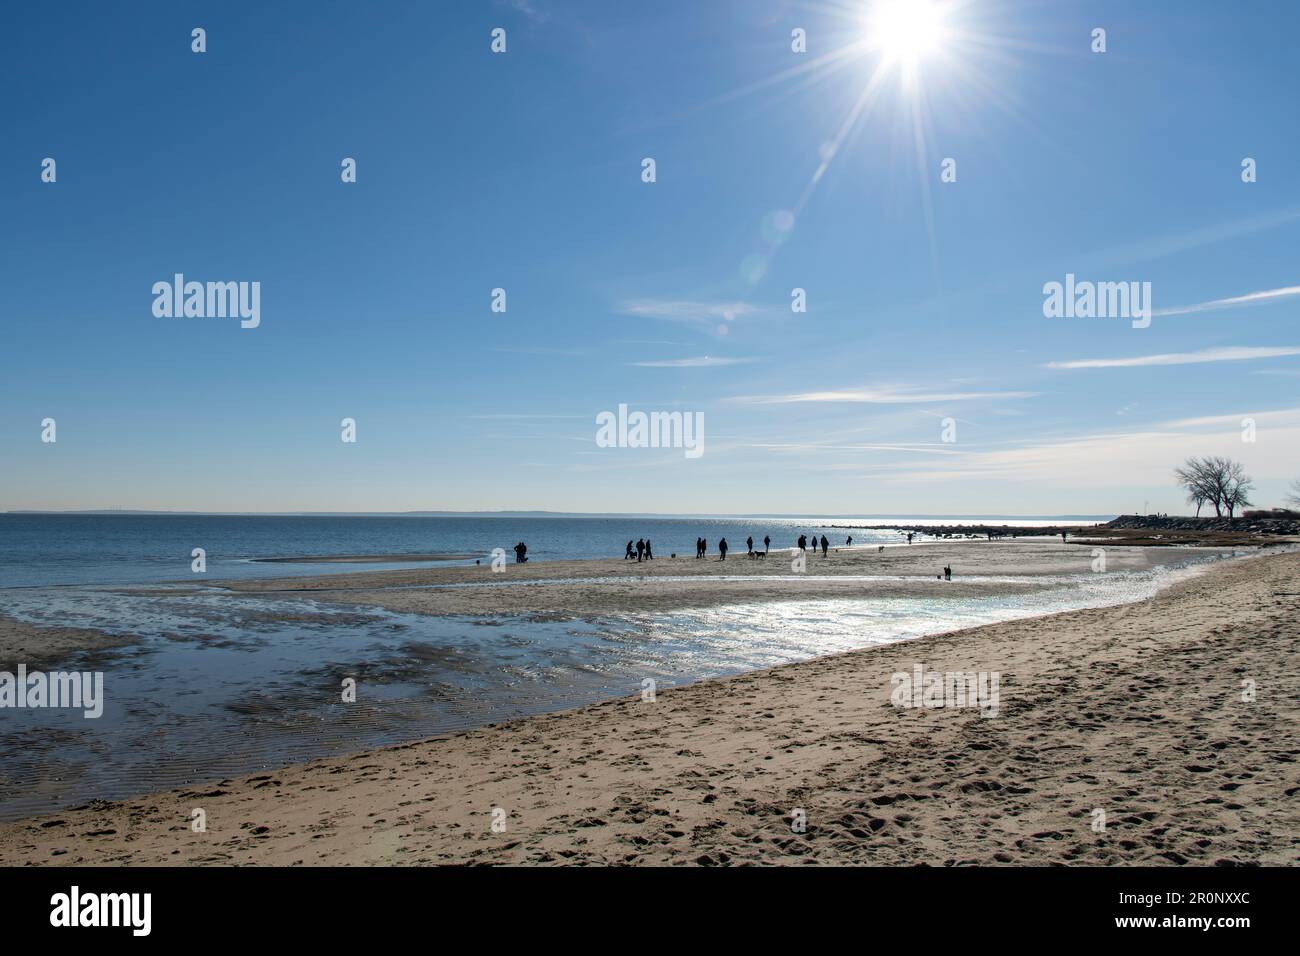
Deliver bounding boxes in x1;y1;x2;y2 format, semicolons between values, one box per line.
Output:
2;509;1121;519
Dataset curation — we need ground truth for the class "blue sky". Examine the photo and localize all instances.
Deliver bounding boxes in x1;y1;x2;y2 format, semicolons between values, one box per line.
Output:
2;0;1297;514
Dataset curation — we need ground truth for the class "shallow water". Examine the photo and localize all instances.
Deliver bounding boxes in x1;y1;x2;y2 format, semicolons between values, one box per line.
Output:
0;550;1231;821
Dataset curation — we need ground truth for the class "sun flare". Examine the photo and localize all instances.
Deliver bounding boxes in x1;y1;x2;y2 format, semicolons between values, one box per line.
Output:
868;0;949;65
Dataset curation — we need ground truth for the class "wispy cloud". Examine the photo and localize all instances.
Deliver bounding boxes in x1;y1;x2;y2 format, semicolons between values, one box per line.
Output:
748;442;964;456
857;407;1300;486
497;0;549;24
1153;285;1300;317
730;384;1038;405
631;356;757;368
1045;345;1300;370
619;298;758;327
466;413;586;420
1081;208;1300;273
492;346;586;357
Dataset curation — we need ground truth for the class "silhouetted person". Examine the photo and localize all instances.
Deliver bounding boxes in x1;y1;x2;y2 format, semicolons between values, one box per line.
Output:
718;538;728;560
514;542;527;563
797;534;807;551
746;536;753;555
625;540;635;560
907;532;914;545
763;535;770;552
846;536;853;546
1061;531;1068;544
645;539;653;560
820;535;828;556
636;538;645;562
700;538;708;559
944;565;952;581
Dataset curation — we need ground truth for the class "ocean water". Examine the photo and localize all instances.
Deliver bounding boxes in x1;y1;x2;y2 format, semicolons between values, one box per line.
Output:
0;513;1106;588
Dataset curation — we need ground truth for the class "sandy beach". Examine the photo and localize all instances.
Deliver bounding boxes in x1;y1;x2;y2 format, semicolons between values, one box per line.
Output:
2;548;1294;866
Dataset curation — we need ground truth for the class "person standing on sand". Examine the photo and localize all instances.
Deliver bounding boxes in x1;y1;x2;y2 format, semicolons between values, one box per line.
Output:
514;542;527;563
625;540;635;560
764;535;770;552
821;535;829;556
700;538;708;559
797;534;807;551
718;538;728;560
1061;531;1068;544
645;540;653;560
746;535;753;555
846;535;853;546
636;539;645;562
944;565;952;581
907;532;914;545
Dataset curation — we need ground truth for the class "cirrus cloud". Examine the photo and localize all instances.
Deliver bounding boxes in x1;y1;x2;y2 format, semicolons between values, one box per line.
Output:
1045;345;1300;370
729;384;1038;405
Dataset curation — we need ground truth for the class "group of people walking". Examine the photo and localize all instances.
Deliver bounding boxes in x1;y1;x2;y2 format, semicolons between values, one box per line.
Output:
695;536;750;559
625;539;654;561
616;530;886;562
797;533;830;556
516;530;956;574
685;532;844;559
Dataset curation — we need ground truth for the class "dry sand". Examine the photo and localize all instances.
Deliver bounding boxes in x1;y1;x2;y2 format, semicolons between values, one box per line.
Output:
2;549;1294;866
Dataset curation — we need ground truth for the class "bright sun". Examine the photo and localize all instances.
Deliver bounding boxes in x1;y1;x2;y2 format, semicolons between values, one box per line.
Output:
869;0;948;65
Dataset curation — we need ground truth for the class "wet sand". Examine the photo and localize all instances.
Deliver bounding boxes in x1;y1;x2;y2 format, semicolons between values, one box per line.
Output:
209;539;1231;617
0;616;138;671
2;549;1294;866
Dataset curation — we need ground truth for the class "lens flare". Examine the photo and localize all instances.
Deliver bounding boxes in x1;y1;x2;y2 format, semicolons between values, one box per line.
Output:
869;0;948;65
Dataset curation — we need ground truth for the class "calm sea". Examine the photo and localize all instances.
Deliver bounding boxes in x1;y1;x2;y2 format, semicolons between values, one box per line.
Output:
0;513;1107;588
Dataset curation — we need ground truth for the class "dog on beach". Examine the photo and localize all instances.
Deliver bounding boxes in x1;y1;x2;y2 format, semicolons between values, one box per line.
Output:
749;550;767;560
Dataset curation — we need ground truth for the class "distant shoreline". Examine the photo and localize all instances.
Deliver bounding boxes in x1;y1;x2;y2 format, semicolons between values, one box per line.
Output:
250;553;477;564
1;510;1120;520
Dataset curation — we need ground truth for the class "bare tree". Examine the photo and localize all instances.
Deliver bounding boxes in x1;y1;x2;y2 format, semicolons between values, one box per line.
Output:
1174;457;1221;516
1220;461;1254;518
1174;456;1254;518
1285;479;1300;510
